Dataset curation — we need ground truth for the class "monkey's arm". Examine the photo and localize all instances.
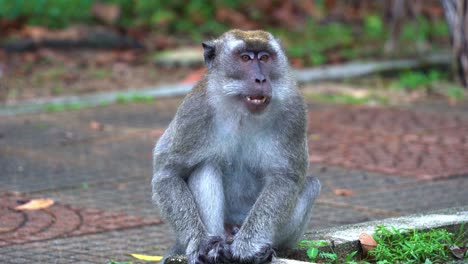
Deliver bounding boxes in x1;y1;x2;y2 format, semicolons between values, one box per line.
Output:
230;169;303;259
231;98;309;261
152;87;215;263
152;139;208;259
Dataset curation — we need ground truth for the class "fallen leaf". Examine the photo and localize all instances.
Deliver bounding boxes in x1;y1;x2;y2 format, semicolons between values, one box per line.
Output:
450;245;467;259
89;121;104;131
15;198;54;211
333;189;354;196
130;253;163;262
359;232;377;255
117;183;127;190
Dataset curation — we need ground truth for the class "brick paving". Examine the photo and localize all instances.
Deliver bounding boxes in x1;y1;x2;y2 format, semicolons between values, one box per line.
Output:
0;192;162;247
0;98;467;263
308;106;468;180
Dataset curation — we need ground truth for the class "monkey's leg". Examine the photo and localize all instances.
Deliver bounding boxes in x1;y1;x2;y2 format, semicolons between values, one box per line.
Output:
187;164;225;236
187;164;231;264
275;176;321;249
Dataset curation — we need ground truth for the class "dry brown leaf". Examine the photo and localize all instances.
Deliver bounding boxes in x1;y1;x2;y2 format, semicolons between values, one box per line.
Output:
15;198;54;211
118;183;128;190
89;121;104;131
359;232;377;254
333;188;354;196
450;245;467;259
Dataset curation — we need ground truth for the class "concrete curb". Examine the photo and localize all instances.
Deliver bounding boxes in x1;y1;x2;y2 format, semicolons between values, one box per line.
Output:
164;256;314;264
0;83;192;116
289;206;468;262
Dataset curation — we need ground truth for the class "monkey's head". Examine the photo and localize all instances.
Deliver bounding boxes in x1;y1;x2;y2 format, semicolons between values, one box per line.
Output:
203;30;292;115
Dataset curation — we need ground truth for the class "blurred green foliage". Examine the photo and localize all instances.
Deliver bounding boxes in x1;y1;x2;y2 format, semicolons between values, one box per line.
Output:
401;15;430;42
0;0;451;66
364;14;385;39
391;70;445;91
0;0;236;34
0;0;93;28
280;19;354;65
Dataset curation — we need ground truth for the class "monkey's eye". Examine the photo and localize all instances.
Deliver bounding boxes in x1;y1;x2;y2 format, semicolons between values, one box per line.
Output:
240;52;254;62
259;54;269;62
257;51;270;62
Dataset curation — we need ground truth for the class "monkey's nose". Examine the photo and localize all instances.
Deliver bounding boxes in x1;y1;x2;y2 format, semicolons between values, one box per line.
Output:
255;77;266;84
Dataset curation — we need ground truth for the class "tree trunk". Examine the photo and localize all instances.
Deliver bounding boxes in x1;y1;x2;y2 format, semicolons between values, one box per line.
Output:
441;0;468;88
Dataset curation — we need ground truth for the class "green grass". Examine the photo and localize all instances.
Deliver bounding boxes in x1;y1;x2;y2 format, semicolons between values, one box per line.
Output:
91;68;113;79
300;225;467;263
446;85;465;101
115;93;154;104
299;240;358;263
306;93;389;106
40;93;154;113
106;260;132;264
51;85;64;95
369;225;467;263
44;102;84;112
36;67;66;82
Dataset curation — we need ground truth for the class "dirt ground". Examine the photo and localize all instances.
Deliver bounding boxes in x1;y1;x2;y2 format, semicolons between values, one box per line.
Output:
0;49;197;103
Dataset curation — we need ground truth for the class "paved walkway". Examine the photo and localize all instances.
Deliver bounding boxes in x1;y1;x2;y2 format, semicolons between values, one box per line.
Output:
0;97;467;263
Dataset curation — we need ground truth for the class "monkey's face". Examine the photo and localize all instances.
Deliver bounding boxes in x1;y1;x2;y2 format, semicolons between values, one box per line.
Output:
204;30;289;115
231;50;274;114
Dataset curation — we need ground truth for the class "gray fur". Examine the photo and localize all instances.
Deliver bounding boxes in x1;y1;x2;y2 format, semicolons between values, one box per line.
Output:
152;30;320;264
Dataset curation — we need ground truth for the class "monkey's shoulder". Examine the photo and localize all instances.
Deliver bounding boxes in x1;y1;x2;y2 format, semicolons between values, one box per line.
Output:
167;83;214;147
275;92;307;133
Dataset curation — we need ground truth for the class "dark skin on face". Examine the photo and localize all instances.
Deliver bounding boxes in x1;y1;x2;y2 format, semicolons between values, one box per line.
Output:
237;50;273;114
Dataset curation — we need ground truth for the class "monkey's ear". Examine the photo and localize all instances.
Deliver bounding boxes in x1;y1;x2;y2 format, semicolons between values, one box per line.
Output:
202;41;216;69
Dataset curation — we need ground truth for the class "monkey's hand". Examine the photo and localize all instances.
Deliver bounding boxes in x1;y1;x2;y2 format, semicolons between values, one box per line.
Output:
184;233;211;264
196;236;232;264
229;238;275;264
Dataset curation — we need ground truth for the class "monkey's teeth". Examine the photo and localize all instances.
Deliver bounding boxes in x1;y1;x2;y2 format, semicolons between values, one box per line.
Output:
247;96;267;104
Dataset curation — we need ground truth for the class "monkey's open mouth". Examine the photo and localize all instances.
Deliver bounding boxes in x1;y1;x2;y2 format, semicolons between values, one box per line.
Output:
243;95;271;113
246;95;267;105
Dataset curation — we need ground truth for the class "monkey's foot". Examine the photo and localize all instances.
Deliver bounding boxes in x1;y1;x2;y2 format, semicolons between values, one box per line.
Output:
249;245;275;264
197;236;232;264
231;244;275;264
